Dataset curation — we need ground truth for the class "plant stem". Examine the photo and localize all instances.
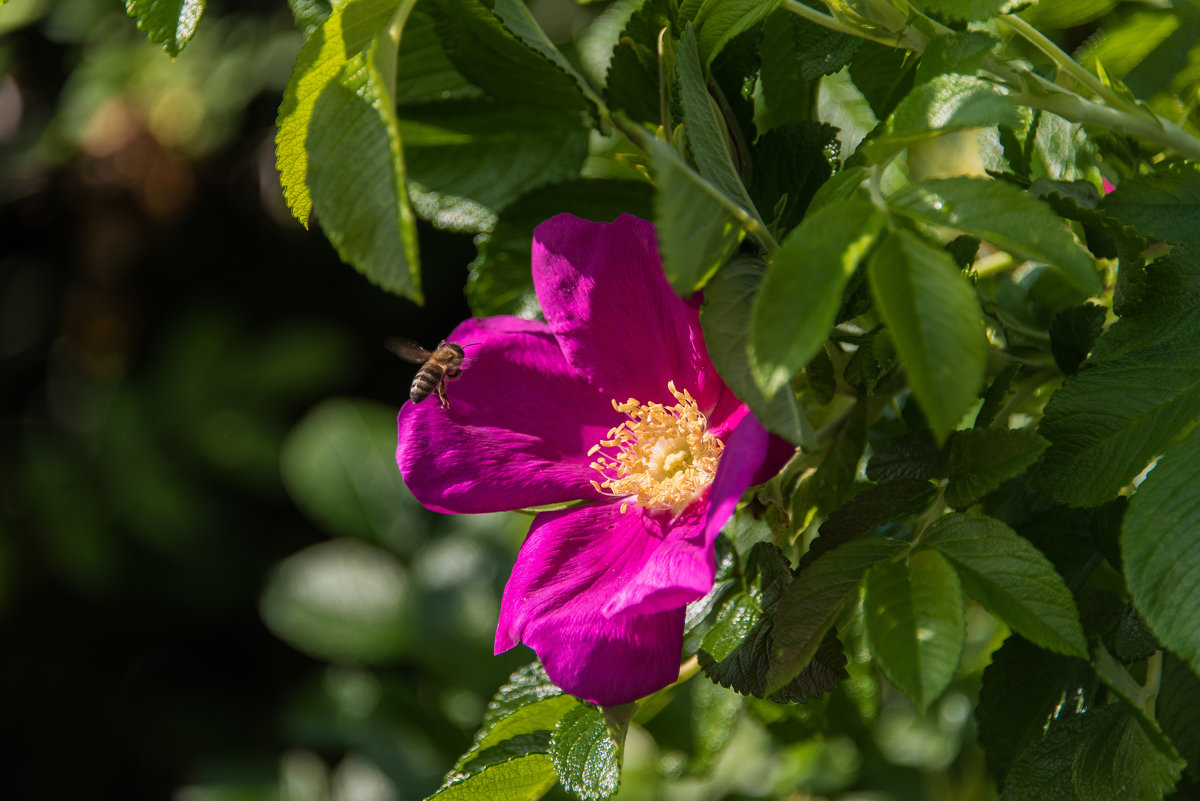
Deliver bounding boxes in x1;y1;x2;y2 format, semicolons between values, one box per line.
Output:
1142;650;1163;718
999;14;1126;109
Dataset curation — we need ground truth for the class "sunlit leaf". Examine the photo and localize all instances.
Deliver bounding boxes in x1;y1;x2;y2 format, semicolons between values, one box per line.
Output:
125;0;205;57
923;514;1088;658
868;229;988;444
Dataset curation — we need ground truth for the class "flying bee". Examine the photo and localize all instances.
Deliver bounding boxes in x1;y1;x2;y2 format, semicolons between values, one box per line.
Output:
385;338;466;409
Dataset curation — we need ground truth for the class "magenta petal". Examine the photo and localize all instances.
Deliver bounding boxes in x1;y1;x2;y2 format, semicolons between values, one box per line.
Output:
495;502;684;705
396;316;621;514
531;214;724;412
601;504;713;618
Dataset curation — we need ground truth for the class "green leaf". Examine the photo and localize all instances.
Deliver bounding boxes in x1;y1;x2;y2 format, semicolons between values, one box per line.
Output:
604;0;673;124
974;363;1021;429
647;138;744;295
748;122;838;235
888;177;1101;295
1048;302;1107;376
1159;655;1200;781
1003;704;1182;801
1036;298;1200;507
1102;167;1200;249
280;398;423;549
699;543;793;696
426;0;589;112
429;754;558;801
750;197;884;398
1122;425;1200;679
767;537;909;693
862;73;1020;162
700;257;813;445
400;100;589;232
945;428;1049;509
977;634;1087;783
863;549;964;712
914;29;998;83
491;0;603;111
468;179;653;317
275;0;423;300
676;25;761;225
125;0;205;57
867;229;988;444
866;431;948;483
394;8;484;104
918;0;1023;22
260;539;414;664
807;480;937;566
699;541;849;704
923;514;1088;658
288;0;333;37
848;40;917;122
1092;643;1179;759
693;0;779;68
690;679;743;773
551;705;622;800
790;402;868;526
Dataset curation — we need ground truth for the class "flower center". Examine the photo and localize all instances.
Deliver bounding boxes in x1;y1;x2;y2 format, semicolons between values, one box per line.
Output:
588;381;724;513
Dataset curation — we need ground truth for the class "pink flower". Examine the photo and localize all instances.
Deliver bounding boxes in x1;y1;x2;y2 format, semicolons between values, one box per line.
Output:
396;214;790;705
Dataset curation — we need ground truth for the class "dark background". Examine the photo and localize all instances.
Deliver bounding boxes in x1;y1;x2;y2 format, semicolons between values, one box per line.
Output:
0;1;526;796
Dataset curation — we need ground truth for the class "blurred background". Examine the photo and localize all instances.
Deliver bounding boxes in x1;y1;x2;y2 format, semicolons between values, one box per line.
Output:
0;1;998;799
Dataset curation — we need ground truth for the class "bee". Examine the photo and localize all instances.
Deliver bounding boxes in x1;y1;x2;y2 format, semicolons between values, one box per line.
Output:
385;338;466;409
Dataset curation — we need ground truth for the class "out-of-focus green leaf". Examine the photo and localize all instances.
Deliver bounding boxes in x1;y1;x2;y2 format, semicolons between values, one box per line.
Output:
125;0;205;57
690;679;742;772
750;197;883;398
1122;425;1200;679
923;514;1088;658
400;99;588;233
700;258;813;445
945;427;1049;509
919;0;1022;22
280;398;422;551
288;0;332;38
863;74;1019;162
889;177;1101;295
647;138;743;295
790;402;867;526
863;549;964;712
767;537;909;693
275;0;422;299
550;705;622;800
260;539;414;664
468;179;653;317
915;29;998;83
868;229;988;444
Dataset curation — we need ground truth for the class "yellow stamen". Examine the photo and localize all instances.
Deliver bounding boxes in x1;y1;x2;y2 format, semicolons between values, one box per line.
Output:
589;381;723;514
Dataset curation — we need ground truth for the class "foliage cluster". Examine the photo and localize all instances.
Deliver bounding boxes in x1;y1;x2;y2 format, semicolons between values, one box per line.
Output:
106;0;1200;798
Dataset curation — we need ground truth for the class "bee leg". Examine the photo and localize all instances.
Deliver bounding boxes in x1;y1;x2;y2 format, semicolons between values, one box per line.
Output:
436;385;450;409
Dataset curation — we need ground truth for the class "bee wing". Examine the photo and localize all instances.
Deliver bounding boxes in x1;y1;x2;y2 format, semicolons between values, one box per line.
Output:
384;337;433;364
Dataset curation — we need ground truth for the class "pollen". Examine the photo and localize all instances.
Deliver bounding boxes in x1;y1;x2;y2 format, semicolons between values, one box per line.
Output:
588;381;724;514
